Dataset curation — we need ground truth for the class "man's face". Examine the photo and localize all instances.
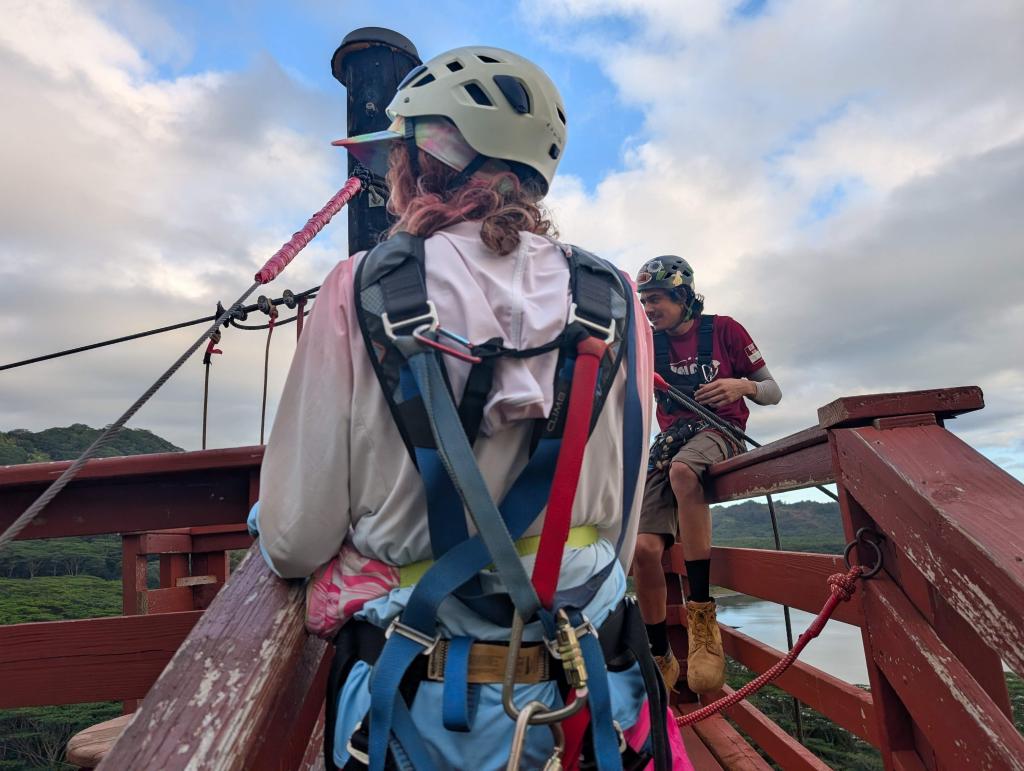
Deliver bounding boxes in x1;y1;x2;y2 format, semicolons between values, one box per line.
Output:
639;290;687;331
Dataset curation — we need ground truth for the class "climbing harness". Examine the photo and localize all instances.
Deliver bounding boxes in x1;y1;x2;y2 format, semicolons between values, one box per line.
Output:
327;232;668;771
675;529;884;728
0;176;363;552
651;316;716;414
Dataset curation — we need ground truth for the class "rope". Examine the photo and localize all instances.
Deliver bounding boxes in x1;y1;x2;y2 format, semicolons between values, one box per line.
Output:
0;178;363;552
0;287;320;373
259;310;278;445
254;176;362;284
0;282;259;551
675;566;863;727
653;373;840;502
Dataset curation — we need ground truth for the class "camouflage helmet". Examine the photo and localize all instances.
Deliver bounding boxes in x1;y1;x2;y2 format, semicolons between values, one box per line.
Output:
636;255;695;293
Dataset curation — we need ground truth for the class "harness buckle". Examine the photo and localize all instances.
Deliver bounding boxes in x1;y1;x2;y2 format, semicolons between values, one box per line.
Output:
384;617;441;655
567;302;615;343
382;300;439;340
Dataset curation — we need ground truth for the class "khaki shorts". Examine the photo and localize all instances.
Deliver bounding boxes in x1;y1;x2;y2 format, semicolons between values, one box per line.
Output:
638;430;734;542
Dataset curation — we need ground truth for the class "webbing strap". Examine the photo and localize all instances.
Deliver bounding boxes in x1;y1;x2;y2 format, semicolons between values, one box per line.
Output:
531;335;607;607
441;637;475;732
408;344;542;619
578;625;622;770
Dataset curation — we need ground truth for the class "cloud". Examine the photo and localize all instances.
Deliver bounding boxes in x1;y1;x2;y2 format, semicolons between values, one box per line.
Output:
0;0;347;450
530;0;1024;460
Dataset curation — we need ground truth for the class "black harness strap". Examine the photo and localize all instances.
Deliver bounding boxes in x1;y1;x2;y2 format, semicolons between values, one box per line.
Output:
653;314;716;413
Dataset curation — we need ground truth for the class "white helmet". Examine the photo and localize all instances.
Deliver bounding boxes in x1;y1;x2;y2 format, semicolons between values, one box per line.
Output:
335;46;567;194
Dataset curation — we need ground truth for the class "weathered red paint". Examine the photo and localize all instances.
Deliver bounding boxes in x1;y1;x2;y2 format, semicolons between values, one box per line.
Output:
0;612;200;708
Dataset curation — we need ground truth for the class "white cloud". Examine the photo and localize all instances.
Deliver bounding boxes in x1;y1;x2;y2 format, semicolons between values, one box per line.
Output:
0;0;348;450
530;0;1024;462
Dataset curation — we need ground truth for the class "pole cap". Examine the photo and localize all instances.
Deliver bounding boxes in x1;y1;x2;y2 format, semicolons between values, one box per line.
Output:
331;27;420;87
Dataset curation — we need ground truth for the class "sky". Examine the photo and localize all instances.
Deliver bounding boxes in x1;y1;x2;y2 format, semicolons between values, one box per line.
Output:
1;0;1022;501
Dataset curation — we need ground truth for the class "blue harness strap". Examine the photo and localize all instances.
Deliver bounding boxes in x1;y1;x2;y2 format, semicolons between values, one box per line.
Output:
441;636;476;732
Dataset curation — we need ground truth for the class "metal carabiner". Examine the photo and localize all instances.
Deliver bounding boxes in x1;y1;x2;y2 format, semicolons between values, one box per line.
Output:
502;613;589;727
506;701;566;771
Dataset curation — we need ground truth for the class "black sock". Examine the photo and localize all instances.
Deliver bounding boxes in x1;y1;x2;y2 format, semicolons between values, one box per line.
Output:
685;559;712;602
646;621;669;656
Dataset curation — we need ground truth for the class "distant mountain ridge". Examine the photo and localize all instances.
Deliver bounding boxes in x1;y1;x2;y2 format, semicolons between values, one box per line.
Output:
0;424;182;465
712;499;845;553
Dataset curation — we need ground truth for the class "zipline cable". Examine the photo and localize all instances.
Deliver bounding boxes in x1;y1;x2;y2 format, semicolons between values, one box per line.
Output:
0;176;362;552
0;289;319;373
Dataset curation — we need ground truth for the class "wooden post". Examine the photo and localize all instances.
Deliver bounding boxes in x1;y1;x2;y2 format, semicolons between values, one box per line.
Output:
823;387;1024;771
331;28;421;253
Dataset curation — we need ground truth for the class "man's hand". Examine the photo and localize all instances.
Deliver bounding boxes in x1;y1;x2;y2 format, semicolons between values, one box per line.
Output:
695;378;755;408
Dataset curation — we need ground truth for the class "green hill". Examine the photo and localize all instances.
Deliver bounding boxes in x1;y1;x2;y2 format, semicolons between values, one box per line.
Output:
713;499;845;553
0;424;181;465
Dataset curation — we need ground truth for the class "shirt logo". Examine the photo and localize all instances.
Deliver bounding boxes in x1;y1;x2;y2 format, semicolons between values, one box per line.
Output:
745;343;762;364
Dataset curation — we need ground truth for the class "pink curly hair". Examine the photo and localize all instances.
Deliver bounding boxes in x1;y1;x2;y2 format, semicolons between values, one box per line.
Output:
385;145;556;256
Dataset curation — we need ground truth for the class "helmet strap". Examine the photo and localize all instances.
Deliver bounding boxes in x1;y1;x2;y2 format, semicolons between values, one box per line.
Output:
404;117;421;178
447;154;488;191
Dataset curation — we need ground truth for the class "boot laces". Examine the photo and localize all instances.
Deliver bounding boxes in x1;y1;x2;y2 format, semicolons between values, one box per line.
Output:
690;607;718;654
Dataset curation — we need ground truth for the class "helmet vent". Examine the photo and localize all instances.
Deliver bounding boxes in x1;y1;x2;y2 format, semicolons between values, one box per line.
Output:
477;54;502;63
548;143;560;160
463;82;494;107
557;107;567;125
411;73;436;87
446;60;464;72
397;64;427;90
493;75;531;114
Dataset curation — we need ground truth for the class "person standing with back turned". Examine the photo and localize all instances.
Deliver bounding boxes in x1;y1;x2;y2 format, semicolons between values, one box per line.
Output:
251;46;693;770
630;256;782;695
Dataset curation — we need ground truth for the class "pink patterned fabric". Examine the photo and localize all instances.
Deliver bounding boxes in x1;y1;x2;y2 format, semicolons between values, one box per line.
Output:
304;541;399;638
621;699;695;771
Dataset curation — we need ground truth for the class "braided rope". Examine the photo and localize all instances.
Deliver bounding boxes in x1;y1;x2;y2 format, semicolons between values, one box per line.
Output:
676;566;863;727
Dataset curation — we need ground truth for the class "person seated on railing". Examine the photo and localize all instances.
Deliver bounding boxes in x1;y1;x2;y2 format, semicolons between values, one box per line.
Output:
250;45;692;771
630;256;781;695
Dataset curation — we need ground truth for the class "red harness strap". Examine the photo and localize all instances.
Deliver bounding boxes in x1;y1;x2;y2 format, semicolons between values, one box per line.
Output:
530;335;608;769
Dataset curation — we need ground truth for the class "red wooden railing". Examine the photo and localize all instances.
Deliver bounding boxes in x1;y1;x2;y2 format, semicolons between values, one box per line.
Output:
0;386;1021;770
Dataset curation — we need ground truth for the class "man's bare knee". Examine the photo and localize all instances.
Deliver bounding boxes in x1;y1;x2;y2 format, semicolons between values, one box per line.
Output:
669;462;702;498
634;533;666;569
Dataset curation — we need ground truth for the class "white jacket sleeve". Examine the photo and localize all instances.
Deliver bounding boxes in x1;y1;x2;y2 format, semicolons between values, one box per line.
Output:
255;260;354;579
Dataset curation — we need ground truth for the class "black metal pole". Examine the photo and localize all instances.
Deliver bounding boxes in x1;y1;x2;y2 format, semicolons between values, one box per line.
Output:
331;28;421;254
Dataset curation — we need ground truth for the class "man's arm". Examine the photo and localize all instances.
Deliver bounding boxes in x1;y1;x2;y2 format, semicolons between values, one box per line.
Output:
747;365;781;405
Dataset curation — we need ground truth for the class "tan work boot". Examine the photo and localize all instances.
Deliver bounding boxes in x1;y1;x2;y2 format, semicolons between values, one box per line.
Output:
653;647;680;692
686;599;726;694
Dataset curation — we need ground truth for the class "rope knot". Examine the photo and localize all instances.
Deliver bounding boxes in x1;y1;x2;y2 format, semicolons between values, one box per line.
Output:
827;567;861;602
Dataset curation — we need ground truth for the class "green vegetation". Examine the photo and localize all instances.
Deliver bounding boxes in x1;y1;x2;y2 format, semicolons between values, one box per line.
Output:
0;425;179;770
713;499;845;554
725;658;882;769
0;424;181;465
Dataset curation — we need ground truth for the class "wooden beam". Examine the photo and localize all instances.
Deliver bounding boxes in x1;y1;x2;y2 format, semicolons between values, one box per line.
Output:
668;546;863;626
718;686;832;771
0;446;264;487
862;576;1024;770
137;587;194;615
0;448;262;541
817;387;983;429
99;546;328;770
717;624;876;745
834;425;1024;674
682;709;772;770
708;426;826;476
706;441;834;503
0;612;200;708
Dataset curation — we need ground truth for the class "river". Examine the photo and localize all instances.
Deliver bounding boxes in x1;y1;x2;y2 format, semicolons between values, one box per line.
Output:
715;593;869;685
